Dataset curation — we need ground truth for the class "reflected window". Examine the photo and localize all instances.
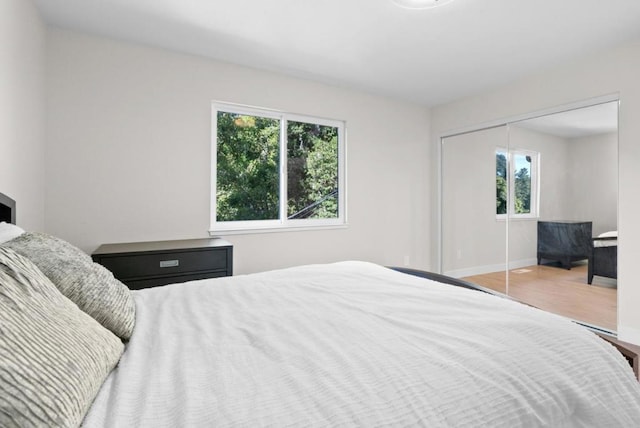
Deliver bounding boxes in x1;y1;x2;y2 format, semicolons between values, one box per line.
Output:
496;148;539;218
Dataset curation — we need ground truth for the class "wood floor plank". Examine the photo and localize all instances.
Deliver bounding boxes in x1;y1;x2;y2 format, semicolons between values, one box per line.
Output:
462;264;617;331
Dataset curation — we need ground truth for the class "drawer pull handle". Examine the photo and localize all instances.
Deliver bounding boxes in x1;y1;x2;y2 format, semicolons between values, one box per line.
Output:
160;260;179;268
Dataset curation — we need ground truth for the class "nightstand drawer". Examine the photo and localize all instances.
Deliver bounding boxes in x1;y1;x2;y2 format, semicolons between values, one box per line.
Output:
92;238;233;288
99;249;228;280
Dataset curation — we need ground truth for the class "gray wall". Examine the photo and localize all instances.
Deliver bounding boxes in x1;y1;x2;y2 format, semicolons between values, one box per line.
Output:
45;29;431;275
0;0;46;231
565;132;618;235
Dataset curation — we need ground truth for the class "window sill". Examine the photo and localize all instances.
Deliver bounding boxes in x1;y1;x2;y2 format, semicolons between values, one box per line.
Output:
209;223;348;236
496;216;539;222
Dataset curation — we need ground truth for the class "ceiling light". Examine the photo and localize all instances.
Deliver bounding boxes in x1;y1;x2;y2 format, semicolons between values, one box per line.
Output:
392;0;454;9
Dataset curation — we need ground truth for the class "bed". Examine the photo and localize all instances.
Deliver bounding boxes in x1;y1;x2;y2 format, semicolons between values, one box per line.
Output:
588;231;618;285
2;193;640;427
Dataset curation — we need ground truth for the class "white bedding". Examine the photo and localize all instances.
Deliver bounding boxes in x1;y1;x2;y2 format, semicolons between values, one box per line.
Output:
594;230;618;248
83;261;640;427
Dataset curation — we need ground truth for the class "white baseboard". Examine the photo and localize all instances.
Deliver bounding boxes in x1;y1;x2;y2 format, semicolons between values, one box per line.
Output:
444;258;538;279
508;258;538;270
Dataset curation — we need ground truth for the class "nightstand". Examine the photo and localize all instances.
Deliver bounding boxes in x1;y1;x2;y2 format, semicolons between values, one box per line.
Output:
92;238;233;290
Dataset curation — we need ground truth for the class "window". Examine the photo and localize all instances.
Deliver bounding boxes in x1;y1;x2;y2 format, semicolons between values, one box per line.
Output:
496;148;539;219
211;103;346;233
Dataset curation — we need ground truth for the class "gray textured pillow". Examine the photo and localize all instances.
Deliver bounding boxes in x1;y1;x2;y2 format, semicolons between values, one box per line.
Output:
3;232;135;340
0;247;124;428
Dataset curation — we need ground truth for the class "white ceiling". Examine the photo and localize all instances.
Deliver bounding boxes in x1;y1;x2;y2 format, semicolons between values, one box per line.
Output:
34;0;640;107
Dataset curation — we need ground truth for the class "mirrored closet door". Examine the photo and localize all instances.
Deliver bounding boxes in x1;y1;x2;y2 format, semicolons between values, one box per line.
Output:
441;101;618;332
441;125;509;294
506;102;618;331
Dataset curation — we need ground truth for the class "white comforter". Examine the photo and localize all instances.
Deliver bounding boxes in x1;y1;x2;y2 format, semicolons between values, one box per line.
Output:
83;261;640;427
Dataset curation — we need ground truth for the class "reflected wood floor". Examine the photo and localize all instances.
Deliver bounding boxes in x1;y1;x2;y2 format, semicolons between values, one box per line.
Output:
462;263;617;331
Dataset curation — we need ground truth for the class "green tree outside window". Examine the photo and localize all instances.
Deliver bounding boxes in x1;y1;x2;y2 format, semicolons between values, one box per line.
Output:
216;111;341;223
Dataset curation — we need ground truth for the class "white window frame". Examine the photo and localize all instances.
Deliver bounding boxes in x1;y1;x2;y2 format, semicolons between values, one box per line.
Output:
210;102;347;234
496;148;539;220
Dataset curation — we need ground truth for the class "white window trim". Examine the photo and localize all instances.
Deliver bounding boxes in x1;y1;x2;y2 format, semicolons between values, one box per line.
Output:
496;148;539;221
210;102;347;235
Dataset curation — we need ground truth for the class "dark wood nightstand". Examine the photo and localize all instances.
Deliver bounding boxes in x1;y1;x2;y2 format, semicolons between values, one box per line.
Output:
92;238;233;290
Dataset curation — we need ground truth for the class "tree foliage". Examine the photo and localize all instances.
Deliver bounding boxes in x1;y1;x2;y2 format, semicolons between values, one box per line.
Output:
496;152;507;214
287;121;338;218
216;112;280;221
514;167;531;214
496;152;532;215
216;112;338;222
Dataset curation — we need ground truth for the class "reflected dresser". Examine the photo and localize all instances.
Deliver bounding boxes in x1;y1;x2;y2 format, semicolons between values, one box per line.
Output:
537;221;592;270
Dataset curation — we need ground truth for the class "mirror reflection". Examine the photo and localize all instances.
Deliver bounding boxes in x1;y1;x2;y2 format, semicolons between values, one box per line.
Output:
441;101;618;332
442;126;509;294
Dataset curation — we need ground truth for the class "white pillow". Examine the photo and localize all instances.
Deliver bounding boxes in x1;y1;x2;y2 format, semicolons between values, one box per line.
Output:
0;222;25;244
3;232;136;340
0;246;124;427
598;230;618;238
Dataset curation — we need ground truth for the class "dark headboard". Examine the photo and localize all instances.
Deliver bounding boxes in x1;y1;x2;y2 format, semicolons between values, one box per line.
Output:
0;192;16;224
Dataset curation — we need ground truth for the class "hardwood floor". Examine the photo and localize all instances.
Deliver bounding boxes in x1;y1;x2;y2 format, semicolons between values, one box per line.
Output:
462;263;617;331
